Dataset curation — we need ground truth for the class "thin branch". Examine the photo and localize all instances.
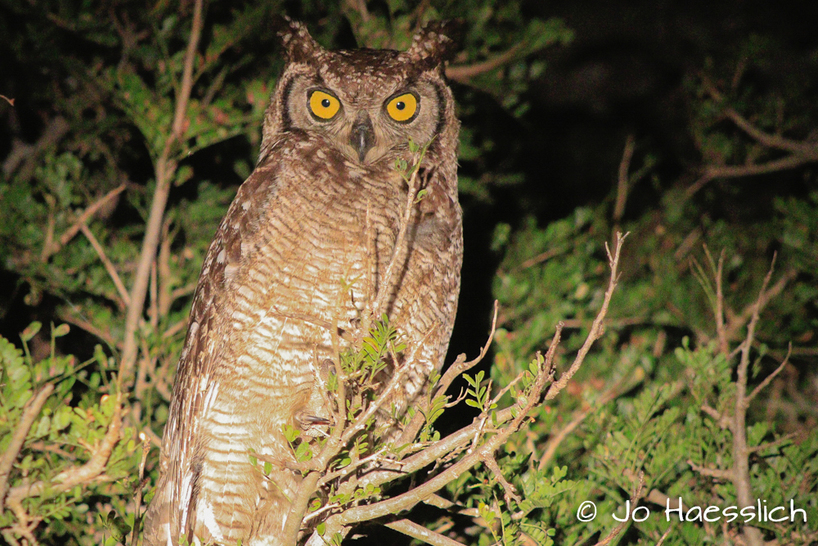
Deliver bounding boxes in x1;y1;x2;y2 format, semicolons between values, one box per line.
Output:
732;257;776;546
446;43;526;83
3;116;69;178
545;232;627;400
80;223;131;308
395;301;497;450
712;250;730;358
538;377;624;470
613;134;635;225
0;384;54;512
41;183;126;261
746;345;791;404
688;460;734;481
385;518;465;546
724;268;795;342
592;473;644;546
482;455;521;506
724;107;818;156
700;403;733;431
701;76;818;156
119;0;204;389
6;395;122;504
130;432;152;546
372;147;425;318
746;433;796;455
434;301;498;401
55;310;118;347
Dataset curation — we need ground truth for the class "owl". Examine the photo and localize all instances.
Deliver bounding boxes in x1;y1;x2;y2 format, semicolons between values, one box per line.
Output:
142;17;462;546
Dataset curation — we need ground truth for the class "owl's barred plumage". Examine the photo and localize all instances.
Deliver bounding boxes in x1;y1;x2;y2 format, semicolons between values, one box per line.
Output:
143;18;462;546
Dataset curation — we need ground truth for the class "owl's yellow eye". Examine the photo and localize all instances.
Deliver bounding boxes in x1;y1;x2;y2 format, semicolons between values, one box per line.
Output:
308;90;341;120
386;93;419;122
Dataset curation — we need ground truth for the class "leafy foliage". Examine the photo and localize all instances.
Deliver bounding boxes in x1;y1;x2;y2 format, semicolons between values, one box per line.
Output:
1;1;816;545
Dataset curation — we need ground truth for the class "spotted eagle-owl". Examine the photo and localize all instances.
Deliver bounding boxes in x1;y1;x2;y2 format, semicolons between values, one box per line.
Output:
142;17;462;546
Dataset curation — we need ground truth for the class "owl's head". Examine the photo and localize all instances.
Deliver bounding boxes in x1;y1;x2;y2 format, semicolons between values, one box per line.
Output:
262;18;460;166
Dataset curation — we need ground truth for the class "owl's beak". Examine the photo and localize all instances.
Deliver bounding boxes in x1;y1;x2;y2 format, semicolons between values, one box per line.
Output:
350;112;375;163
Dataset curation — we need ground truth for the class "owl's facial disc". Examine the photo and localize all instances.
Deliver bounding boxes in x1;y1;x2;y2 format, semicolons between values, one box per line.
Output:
349;111;375;163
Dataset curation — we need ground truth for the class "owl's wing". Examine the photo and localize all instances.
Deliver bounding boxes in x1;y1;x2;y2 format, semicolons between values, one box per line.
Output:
142;153;283;545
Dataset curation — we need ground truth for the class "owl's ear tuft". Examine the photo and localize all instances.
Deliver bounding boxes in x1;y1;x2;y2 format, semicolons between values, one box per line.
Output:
273;16;324;64
405;20;463;67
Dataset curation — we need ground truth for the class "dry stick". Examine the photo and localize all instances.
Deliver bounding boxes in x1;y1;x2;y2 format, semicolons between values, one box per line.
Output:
80;223;131;308
371;147;425;319
711;249;730;358
592;473;645;546
385;518;465;546
545;232;628;400
0;384;54;512
395;301;498;453
3;116;69;178
746;344;791;404
55;310;118;347
482;454;521;506
446;42;526;83
724;269;796;342
538;376;624;471
119;0;204;389
306;235;626;545
702;76;818;157
5;394;122;505
130;432;152;546
41;183;127;262
613;134;635;227
732;258;775;546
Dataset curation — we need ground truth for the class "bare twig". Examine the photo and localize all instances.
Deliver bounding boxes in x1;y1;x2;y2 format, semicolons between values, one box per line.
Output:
592;472;645;546
446;43;526;83
55;310;118;347
688;460;734;481
0;384;55;512
119;0;204;389
686;76;818;197
746;345;791;404
545;232;627;400
613;134;635;226
538;377;624;470
130;432;152;546
731;258;776;546
482;455;521;506
701;403;733;431
305;235;625;545
372;147;425;318
6;395;122;505
724;269;795;342
80;223;131;308
40;183;127;262
3;116;69;178
385;518;465;546
394;301;498;450
711;249;730;358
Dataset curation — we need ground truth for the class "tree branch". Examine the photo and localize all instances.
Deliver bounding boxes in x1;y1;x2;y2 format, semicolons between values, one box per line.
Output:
446;43;526;83
385;518;465;546
40;183;126;262
119;0;204;389
80;223;131;308
0;384;54;512
305;234;626;545
5;395;122;505
731;257;776;546
545;232;627;400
